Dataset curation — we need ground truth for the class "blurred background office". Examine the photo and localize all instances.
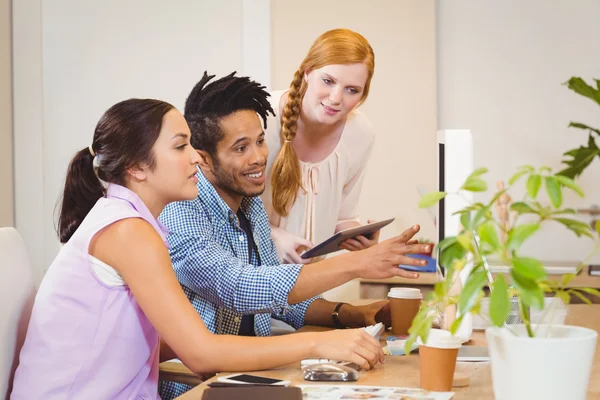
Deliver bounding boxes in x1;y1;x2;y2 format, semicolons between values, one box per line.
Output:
2;0;600;300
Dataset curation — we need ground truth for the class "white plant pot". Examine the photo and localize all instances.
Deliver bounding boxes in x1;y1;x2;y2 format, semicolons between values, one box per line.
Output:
486;324;597;400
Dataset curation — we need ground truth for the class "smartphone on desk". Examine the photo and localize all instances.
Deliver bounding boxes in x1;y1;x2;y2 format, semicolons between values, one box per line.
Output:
216;373;291;386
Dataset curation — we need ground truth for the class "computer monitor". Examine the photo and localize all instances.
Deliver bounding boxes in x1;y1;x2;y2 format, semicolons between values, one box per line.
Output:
437;129;474;273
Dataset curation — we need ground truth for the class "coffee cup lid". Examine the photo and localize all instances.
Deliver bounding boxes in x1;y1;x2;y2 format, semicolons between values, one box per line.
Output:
388;287;422;299
417;328;462;349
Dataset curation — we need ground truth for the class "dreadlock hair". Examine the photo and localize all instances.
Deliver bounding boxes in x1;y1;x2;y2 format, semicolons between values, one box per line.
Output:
184;71;275;157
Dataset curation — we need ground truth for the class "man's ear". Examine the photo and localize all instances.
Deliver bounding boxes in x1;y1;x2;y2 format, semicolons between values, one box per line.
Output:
196;149;214;173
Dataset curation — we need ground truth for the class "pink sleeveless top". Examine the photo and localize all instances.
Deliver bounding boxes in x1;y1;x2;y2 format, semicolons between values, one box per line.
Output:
11;184;168;399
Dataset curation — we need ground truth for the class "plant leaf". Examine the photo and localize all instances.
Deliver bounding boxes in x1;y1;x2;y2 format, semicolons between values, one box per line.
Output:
512;257;547;281
506;223;540;251
405;309;426;354
439;242;467;269
460;211;471;231
561;273;576;287
553;217;593;238
467;167;488;180
526;174;542;198
551;208;577;215
558;134;600;179
449;313;466;335
568;122;600;136
419;191;447;208
510;202;536;214
553;217;590;228
478;220;501;251
553;175;584;197
472;205;492;226
436;236;457;251
596;220;600;236
545;176;563;208
569;289;592;305
405;312;434;354
490;274;510;326
434;281;445;298
578;287;600;298
510;269;544;309
457;232;473;251
565;77;600;107
461;177;488;192
487;189;508;208
518;165;535;172
556;290;571;305
459;270;487;314
509;170;529;185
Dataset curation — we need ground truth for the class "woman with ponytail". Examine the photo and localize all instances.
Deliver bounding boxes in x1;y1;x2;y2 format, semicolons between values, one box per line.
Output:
263;28;379;264
11;99;387;399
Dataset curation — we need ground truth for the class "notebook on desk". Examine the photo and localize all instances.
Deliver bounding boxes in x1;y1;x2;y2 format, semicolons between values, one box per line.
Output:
202;386;301;400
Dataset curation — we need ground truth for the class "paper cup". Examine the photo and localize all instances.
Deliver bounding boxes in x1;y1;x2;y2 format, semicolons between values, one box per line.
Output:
418;329;462;391
388;288;422;336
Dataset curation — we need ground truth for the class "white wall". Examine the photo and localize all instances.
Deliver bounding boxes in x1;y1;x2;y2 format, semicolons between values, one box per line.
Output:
14;0;270;280
0;0;13;227
437;0;600;263
15;0;600;283
13;0;44;282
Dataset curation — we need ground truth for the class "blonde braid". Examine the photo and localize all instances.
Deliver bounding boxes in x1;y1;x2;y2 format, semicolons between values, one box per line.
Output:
271;69;306;216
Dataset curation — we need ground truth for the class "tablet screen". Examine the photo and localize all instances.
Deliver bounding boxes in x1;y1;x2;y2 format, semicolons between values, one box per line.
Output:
301;218;395;259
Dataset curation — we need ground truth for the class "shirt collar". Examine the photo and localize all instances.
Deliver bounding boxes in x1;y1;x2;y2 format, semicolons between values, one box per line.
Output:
106;183;170;246
196;170;260;222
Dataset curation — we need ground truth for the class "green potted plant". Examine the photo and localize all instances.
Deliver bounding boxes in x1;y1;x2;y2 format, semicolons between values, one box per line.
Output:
559;77;600;179
406;165;600;400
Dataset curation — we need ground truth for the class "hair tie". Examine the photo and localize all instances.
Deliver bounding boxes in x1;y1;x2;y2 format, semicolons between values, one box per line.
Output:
284;139;292;143
88;145;96;157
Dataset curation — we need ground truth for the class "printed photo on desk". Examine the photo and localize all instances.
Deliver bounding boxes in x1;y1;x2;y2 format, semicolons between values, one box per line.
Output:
297;385;453;400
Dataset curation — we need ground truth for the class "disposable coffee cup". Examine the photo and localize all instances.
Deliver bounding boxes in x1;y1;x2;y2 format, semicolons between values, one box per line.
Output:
418;329;462;392
388;288;422;336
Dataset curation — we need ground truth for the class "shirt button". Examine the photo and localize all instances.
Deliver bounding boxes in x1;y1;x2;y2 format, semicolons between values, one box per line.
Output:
239;236;245;242
234;317;240;323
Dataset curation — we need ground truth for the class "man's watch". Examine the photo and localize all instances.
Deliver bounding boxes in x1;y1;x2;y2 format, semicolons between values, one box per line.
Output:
332;302;348;329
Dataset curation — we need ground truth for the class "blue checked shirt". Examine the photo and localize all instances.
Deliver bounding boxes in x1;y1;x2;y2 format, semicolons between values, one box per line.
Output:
158;170;320;399
160;169;319;334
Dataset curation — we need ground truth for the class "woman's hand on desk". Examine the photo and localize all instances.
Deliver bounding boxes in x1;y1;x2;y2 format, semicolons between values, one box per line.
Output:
271;225;315;264
310;329;384;370
352;224;431;279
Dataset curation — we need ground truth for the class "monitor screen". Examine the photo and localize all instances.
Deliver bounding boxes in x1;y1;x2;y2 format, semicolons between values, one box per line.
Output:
436;130;473;273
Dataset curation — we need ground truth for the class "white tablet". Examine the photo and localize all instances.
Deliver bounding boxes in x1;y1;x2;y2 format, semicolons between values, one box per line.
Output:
300;218;395;259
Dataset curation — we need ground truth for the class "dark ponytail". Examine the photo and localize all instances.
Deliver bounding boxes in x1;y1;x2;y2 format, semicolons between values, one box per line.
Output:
57;98;175;243
57;147;105;243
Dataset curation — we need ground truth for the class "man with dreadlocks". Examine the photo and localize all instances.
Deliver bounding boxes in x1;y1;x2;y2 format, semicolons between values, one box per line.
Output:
158;72;430;398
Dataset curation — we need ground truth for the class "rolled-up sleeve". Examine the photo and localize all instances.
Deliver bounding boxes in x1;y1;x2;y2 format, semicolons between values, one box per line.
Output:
273;295;320;329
